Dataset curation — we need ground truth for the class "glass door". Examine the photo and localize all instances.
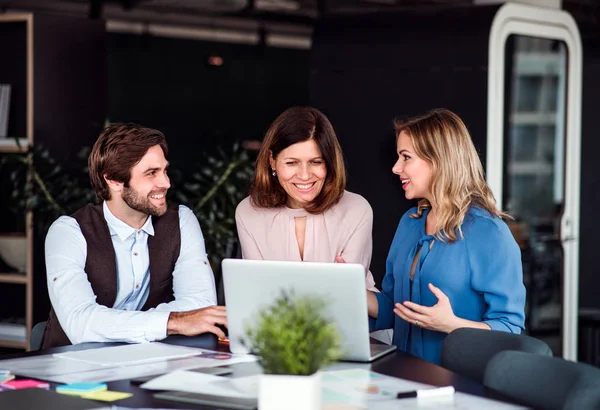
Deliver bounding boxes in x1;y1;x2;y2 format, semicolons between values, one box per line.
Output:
486;3;582;359
504;35;566;354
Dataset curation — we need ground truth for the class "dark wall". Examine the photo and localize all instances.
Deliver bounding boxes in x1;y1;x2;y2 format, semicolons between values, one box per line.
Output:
310;7;498;283
32;14;107;325
0;13;106;325
33;14;107;166
106;33;310;169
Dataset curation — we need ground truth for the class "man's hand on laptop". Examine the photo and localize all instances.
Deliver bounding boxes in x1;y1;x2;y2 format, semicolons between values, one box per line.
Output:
167;306;228;338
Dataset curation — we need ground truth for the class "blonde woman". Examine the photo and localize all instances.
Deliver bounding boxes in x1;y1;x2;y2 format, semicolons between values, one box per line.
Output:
366;108;525;364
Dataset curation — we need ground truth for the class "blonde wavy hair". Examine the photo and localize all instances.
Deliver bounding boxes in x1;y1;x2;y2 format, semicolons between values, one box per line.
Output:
394;108;507;243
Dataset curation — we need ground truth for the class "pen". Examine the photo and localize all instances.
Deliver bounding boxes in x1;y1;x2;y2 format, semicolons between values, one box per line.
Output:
396;386;455;399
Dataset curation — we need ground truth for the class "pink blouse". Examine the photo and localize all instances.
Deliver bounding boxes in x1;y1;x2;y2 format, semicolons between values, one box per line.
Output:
235;191;377;291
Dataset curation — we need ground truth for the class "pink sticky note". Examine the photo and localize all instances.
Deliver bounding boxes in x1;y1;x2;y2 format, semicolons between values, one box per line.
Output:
1;379;50;389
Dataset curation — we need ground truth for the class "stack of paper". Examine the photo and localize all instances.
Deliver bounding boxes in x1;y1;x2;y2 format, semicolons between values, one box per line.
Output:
0;370;13;383
53;342;203;366
56;382;107;395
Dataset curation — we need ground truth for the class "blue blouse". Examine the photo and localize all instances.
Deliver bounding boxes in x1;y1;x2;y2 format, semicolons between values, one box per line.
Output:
370;207;526;365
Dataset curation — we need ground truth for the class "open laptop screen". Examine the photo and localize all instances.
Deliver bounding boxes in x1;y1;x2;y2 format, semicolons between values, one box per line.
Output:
222;259;378;362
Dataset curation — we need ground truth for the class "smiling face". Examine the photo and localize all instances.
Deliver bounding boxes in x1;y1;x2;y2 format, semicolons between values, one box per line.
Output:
270;139;327;209
121;144;171;217
392;131;433;202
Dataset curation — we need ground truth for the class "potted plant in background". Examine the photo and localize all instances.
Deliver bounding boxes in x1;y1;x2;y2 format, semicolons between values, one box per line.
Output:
243;291;341;410
171;142;254;270
0;142;93;272
1;138;254;272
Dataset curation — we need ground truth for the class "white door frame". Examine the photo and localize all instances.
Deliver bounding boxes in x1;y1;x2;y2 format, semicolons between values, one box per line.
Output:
486;2;582;360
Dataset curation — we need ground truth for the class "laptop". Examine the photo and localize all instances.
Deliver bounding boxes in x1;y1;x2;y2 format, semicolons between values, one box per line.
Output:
222;259;396;362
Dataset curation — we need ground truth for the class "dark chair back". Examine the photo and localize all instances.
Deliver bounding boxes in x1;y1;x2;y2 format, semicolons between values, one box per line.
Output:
440;328;552;383
484;350;600;410
29;321;47;351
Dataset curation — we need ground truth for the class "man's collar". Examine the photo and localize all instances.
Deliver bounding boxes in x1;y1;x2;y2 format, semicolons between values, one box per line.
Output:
102;201;155;240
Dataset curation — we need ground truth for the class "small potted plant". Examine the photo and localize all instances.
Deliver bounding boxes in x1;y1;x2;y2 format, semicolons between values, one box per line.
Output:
243;291;341;410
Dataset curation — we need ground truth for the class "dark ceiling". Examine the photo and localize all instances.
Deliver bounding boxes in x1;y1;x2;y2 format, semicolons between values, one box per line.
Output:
1;0;598;37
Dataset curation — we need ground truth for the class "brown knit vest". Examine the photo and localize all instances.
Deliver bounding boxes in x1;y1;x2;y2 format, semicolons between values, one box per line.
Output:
41;203;181;349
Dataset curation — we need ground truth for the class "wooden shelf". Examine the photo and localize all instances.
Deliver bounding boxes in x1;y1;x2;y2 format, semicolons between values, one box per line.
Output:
0;139;29;153
0;339;28;349
0;274;29;284
0;232;26;238
0;322;27;349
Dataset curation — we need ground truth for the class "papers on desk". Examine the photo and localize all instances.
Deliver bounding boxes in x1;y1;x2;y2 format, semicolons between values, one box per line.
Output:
140;368;526;410
0;342;257;384
141;370;255;398
320;369;527;410
53;342;202;366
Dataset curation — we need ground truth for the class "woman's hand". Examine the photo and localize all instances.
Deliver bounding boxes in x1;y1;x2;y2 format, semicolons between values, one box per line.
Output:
393;283;459;334
336;255;378;317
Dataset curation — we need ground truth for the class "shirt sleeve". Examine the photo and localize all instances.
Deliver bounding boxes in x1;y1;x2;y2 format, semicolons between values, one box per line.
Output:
338;201;377;291
235;201;264;259
45;217;170;344
467;218;526;333
150;205;217;312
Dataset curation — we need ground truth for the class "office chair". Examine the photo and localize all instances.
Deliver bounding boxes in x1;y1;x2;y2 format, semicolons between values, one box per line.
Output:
484;350;600;410
440;328;552;383
29;321;47;351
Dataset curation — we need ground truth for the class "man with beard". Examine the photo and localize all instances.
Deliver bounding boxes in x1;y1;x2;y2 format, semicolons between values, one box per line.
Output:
41;123;226;348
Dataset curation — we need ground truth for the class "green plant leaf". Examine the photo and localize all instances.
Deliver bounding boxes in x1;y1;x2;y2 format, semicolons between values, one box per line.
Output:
243;292;341;376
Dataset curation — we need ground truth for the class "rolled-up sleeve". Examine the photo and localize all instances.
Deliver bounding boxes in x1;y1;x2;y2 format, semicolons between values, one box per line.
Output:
467;220;526;333
46;217;170;344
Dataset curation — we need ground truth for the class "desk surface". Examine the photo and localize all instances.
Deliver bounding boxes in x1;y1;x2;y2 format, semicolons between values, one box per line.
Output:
0;335;502;409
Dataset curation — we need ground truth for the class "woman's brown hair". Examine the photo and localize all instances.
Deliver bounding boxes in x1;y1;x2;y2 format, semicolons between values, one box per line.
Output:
249;106;346;214
394;108;507;242
88;123;168;202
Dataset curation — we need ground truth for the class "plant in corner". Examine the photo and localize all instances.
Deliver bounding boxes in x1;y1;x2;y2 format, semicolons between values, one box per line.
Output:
243;291;341;410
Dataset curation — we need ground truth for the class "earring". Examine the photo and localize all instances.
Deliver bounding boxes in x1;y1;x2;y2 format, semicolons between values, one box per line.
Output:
272;170;276;176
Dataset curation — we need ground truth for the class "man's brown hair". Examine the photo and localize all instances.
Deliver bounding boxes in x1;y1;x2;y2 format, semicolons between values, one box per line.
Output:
88;123;168;202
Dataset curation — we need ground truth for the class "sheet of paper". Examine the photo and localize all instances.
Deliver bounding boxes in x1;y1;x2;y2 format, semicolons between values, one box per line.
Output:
53;342;202;366
49;351;258;384
213;374;260;397
0;356;101;377
141;370;254;398
319;369;527;410
321;368;430;407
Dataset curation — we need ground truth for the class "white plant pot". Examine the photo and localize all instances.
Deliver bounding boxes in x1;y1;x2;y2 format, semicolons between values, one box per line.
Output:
259;372;321;410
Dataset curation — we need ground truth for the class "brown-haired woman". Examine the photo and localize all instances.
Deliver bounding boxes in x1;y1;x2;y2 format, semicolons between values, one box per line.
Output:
235;106;377;292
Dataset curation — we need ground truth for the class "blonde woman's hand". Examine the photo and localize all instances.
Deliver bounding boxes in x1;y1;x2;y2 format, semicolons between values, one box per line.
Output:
334;255;345;263
393;283;459;334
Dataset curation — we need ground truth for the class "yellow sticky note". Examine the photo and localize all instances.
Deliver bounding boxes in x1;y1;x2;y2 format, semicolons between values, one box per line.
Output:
81;390;133;402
